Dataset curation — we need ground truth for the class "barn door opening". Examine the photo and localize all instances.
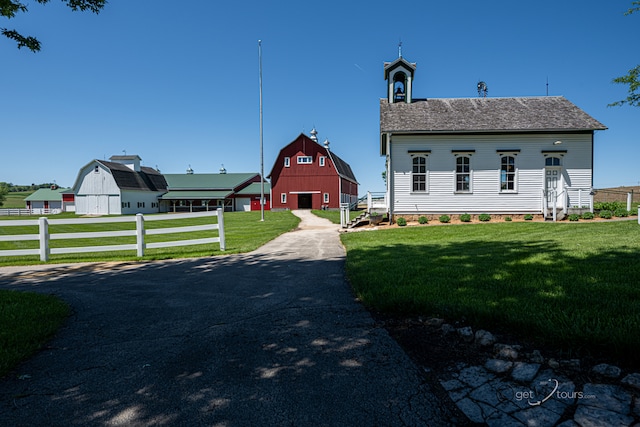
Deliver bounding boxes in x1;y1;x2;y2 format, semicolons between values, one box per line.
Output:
297;194;312;209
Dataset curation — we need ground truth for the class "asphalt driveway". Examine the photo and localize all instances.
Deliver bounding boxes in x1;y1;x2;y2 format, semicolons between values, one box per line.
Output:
0;210;453;426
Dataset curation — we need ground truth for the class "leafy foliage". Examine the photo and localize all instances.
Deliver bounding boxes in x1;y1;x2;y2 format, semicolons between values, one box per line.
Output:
1;0;106;52
609;2;640;107
396;217;407;226
568;213;580;221
438;215;450;223
614;208;629;217
524;214;534;221
599;210;613;219
460;213;471;222
478;213;491;222
504;216;512;222
418;216;428;224
0;183;7;207
581;211;594;220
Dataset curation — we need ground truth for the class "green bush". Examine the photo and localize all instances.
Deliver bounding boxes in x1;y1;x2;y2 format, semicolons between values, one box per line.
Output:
418;216;428;224
599;210;613;219
460;213;471;222
478;213;491;222
614;208;629;218
524;214;534;221
581;211;594;220
439;215;450;223
396;217;407;226
504;216;512;222
594;201;625;212
568;213;580;221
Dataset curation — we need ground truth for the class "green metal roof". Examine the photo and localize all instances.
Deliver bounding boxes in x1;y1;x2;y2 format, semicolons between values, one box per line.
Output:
163;173;258;190
24;188;69;201
159;190;233;200
236;182;270;195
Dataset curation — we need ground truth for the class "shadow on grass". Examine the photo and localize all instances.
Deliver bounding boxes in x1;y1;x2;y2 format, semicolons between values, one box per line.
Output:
346;238;640;365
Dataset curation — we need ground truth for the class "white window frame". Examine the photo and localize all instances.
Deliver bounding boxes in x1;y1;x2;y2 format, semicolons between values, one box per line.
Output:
323;193;329;203
319;156;325;167
499;154;518;193
284;157;290;168
454;154;472;193
281;193;287;204
297;156;312;164
411;155;428;193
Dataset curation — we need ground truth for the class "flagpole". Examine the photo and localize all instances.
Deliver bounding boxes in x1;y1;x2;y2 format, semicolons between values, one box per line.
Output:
259;40;265;222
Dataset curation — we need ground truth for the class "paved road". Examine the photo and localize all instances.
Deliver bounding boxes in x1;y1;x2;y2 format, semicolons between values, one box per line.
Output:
0;210;454;426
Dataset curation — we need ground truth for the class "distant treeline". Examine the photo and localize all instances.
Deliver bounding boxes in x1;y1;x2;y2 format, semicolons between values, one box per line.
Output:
0;182;58;192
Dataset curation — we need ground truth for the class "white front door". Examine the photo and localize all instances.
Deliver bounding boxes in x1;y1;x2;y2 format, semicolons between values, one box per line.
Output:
545;167;562;208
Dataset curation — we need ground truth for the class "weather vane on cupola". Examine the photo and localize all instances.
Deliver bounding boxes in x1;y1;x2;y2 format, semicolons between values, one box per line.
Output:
398;39;403;58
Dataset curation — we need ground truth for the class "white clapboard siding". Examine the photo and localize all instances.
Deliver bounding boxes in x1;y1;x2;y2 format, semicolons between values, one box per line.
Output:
390;133;593;214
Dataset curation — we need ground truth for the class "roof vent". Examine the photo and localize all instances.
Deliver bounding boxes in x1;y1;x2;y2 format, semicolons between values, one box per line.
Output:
186;165;194;175
219;164;227;174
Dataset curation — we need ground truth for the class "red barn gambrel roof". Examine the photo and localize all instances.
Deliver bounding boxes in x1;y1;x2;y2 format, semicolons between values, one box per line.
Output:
267;133;358;184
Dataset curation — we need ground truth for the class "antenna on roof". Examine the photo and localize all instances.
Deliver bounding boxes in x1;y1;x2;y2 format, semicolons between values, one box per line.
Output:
477;81;488;98
398;39;403;58
546;76;549;96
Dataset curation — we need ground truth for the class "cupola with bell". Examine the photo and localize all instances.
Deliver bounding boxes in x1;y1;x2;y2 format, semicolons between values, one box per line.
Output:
383;43;416;104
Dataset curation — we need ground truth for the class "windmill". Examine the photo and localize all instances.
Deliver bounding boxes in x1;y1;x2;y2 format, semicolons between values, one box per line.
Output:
477;81;488;98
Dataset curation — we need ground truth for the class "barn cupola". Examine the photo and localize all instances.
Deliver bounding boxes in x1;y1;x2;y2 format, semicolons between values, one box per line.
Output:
109;154;141;172
383;49;416;104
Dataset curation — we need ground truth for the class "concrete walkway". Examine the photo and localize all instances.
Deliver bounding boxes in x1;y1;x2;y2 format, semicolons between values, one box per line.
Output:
0;210;454;427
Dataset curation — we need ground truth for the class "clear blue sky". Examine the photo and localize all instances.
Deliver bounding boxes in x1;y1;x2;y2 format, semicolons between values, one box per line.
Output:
2;0;638;194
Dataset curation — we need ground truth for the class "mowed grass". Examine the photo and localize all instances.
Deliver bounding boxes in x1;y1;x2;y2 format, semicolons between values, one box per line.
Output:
341;220;640;364
311;209;364;224
0;210;300;266
0;290;70;378
0;192;32;209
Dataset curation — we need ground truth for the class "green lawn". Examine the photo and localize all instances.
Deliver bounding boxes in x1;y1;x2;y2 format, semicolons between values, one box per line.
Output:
311;209;364;224
0;290;70;378
341;220;640;364
1;191;32;209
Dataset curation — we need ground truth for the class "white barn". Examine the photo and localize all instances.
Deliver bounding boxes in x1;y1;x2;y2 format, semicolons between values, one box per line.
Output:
72;155;167;215
380;56;607;220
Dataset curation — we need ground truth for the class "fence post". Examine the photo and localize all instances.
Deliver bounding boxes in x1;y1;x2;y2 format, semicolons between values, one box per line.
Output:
628;192;632;212
136;213;145;257
39;217;49;262
217;208;225;251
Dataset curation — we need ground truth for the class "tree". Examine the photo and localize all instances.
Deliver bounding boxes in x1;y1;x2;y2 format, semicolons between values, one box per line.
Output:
610;1;640;107
0;182;7;207
1;0;106;52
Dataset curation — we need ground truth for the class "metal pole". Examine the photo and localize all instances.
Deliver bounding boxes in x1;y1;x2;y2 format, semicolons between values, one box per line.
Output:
259;40;265;222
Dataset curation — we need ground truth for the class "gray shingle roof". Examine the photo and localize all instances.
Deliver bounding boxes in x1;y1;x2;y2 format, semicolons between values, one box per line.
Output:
98;161;168;191
380;96;607;133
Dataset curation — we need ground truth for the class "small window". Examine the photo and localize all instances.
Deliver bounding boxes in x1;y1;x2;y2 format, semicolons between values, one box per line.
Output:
319;156;325;167
545;157;561;166
500;155;516;191
411;156;427;192
284;157;290;167
281;193;287;204
455;155;471;192
323;193;329;203
94;165;99;173
297;156;312;164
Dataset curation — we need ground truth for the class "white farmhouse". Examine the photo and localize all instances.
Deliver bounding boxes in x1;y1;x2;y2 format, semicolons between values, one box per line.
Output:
72;155;167;215
380;55;607;220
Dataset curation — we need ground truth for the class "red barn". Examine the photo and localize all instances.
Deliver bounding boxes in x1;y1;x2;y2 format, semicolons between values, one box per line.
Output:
268;131;358;210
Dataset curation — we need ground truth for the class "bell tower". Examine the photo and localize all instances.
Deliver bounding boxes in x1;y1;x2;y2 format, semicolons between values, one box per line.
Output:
384;46;416;104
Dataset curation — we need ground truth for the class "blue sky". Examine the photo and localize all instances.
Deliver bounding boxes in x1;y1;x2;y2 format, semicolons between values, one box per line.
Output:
2;0;638;194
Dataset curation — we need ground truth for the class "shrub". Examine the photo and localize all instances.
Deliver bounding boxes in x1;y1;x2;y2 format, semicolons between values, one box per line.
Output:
614;208;629;218
459;213;471;222
504;216;512;222
418;216;428;224
524;214;534;221
568;213;580;221
581;211;594;220
439;215;450;223
396;217;407;226
599;210;613;219
478;213;491;222
595;201;625;212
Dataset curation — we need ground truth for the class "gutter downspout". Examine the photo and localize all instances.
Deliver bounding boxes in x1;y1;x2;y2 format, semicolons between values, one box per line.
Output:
386;132;393;222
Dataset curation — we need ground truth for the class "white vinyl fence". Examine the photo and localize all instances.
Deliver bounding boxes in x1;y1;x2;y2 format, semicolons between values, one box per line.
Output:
0;210;225;262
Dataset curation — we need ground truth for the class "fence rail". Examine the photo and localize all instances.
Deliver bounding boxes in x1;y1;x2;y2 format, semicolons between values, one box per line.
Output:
0;210;224;261
0;208;62;216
